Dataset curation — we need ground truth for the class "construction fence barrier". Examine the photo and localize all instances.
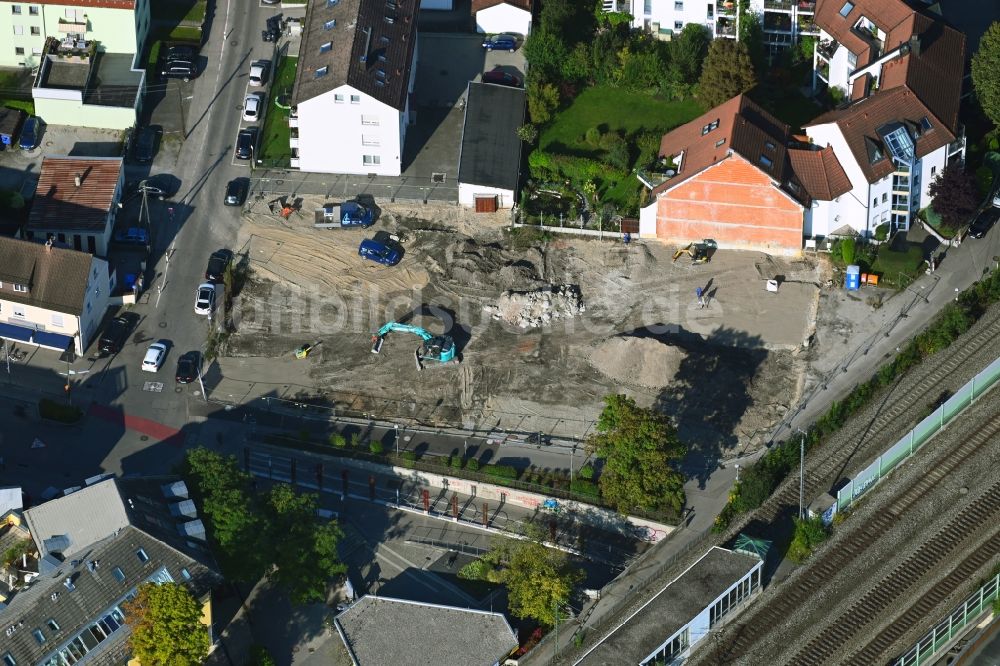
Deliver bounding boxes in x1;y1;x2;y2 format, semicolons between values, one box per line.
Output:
836;354;1000;515
892;571;999;666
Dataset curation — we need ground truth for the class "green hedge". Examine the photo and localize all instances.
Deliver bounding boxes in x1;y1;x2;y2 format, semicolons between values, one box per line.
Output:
482;464;518;480
570;479;600;498
714;266;1000;532
39;399;82;424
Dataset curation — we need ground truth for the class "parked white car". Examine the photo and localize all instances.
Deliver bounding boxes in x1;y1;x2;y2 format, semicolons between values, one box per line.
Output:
249;61;269;87
194;283;216;316
142;342;167;372
242;93;262;121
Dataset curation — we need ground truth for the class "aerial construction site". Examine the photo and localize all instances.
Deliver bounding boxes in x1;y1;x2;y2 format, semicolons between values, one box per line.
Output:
219;199;867;458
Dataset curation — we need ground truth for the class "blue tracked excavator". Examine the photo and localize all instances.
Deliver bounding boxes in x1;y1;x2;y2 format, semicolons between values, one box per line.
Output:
370;322;458;370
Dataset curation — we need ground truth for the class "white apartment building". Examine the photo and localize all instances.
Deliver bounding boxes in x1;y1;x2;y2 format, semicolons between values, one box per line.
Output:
602;0;819;49
289;0;418;176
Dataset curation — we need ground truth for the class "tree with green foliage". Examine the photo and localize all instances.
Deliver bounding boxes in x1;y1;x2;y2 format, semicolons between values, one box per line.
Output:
929;161;980;230
183;448;266;582
697;39;758;110
972;21;1000;127
839;237;856;265
787;517;830;563
516;123;539;145
797;36;817;64
2;539;34;567
523;29;570;82
459;527;583;627
669;24;711;86
587;395;686;513
262;485;347;605
124;583;210;666
737;0;766;73
527;80;560;124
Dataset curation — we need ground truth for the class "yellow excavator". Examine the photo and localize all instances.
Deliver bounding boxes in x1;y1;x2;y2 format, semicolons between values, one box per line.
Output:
672;239;717;264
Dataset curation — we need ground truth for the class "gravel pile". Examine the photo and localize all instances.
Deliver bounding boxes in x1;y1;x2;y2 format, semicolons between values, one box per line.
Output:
588;337;687;389
483;285;585;328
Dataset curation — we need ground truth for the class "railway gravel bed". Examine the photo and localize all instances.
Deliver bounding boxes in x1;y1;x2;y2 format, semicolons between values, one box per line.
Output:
690;391;1000;665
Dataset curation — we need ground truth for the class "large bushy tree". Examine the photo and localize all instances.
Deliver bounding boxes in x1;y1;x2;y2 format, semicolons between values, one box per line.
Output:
697;39;758;109
669;24;711;86
929;161;979;230
972;21;1000;127
588;395;687;514
124;583;210;666
184;449;346;604
459;527;583;627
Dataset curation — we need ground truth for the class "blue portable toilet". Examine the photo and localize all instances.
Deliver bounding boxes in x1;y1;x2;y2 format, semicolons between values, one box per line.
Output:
845;265;861;291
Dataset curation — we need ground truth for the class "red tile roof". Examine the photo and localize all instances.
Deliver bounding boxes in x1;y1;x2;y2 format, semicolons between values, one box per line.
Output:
28;157;123;232
652;95;805;203
788;145;852;200
472;0;531;12
806;86;952;183
33;0;135;7
814;0;916;68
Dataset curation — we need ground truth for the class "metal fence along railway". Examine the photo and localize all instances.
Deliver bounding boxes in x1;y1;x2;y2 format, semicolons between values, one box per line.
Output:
698;411;1000;664
837;354;1000;514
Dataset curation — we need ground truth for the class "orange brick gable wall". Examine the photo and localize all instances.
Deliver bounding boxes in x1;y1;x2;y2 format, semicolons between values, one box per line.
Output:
655;154;804;253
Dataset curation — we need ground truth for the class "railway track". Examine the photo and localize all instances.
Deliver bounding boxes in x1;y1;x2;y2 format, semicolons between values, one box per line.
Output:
699;410;1000;664
753;314;1000;526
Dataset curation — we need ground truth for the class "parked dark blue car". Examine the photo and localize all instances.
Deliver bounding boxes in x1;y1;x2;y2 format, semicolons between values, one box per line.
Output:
341;201;373;227
482;34;518;52
18;116;40;150
358;232;402;266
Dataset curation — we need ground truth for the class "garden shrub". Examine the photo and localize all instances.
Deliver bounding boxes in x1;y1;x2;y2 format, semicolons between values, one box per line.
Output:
349;432;362;448
873;223;889;242
578;464;595;480
369;440;384;455
787;517;830;563
483;464;518;480
570;479;600;498
585;127;601;146
840;237;856;265
450;455;464;470
328;433;347;448
401;451;417;462
467;459;480;471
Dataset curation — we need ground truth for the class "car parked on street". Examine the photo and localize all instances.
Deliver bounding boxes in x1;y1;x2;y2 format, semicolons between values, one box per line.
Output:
134;125;160;163
235;127;257;160
969;206;1000;239
249;60;269;87
225;178;249;206
113;227;149;245
205;249;233;282
358;231;403;266
482;34;518;52
194;283;217;316
18;116;41;150
243;94;262;122
175;351;202;384
482;69;521;87
142;342;167;372
98;315;132;354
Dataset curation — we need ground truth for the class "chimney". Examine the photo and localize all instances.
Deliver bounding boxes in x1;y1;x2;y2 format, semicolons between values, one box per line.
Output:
908;34;921;57
74;174;82;187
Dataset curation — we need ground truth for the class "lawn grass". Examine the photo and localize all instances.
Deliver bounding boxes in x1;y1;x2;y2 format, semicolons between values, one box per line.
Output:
258;56;298;166
540;87;704;154
871;242;926;286
0;70;36;117
2;100;35;116
167;25;203;43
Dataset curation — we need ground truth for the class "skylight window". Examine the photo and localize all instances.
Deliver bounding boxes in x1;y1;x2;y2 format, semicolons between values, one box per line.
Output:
701;119;720;136
839;1;853;17
759;154;773;168
324;19;336;29
33;629;45;645
136;548;149;563
326;0;339;6
47;619;60;632
765;141;776;151
883;125;914;162
315;66;329;78
715;138;726;148
3;653;15;666
920;116;933;132
320;41;332;53
112;567;126;582
181;568;192;580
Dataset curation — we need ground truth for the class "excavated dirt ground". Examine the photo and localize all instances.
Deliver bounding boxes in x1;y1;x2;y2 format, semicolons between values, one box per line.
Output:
225;198;824;452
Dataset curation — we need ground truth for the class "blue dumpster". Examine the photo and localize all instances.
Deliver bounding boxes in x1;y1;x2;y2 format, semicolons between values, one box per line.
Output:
845;264;860;291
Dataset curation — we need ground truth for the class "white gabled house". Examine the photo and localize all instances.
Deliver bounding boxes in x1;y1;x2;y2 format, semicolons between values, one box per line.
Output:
289;0;418;177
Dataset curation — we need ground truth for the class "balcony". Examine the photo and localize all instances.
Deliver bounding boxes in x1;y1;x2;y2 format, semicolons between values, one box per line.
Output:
764;0;793;10
288;107;298;128
948;134;966;156
796;0;816;12
817;60;829;81
717;0;736;15
57;20;88;33
763;13;792;32
716;17;737;36
817;39;837;60
797;16;819;34
290;148;300;169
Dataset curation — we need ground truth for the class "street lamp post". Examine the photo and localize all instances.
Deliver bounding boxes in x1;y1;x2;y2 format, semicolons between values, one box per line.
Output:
395;424;399;456
796;428;807;519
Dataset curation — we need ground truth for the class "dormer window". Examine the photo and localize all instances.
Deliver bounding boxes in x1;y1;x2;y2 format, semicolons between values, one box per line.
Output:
839;1;853;17
12;284;26;293
701;119;720;136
